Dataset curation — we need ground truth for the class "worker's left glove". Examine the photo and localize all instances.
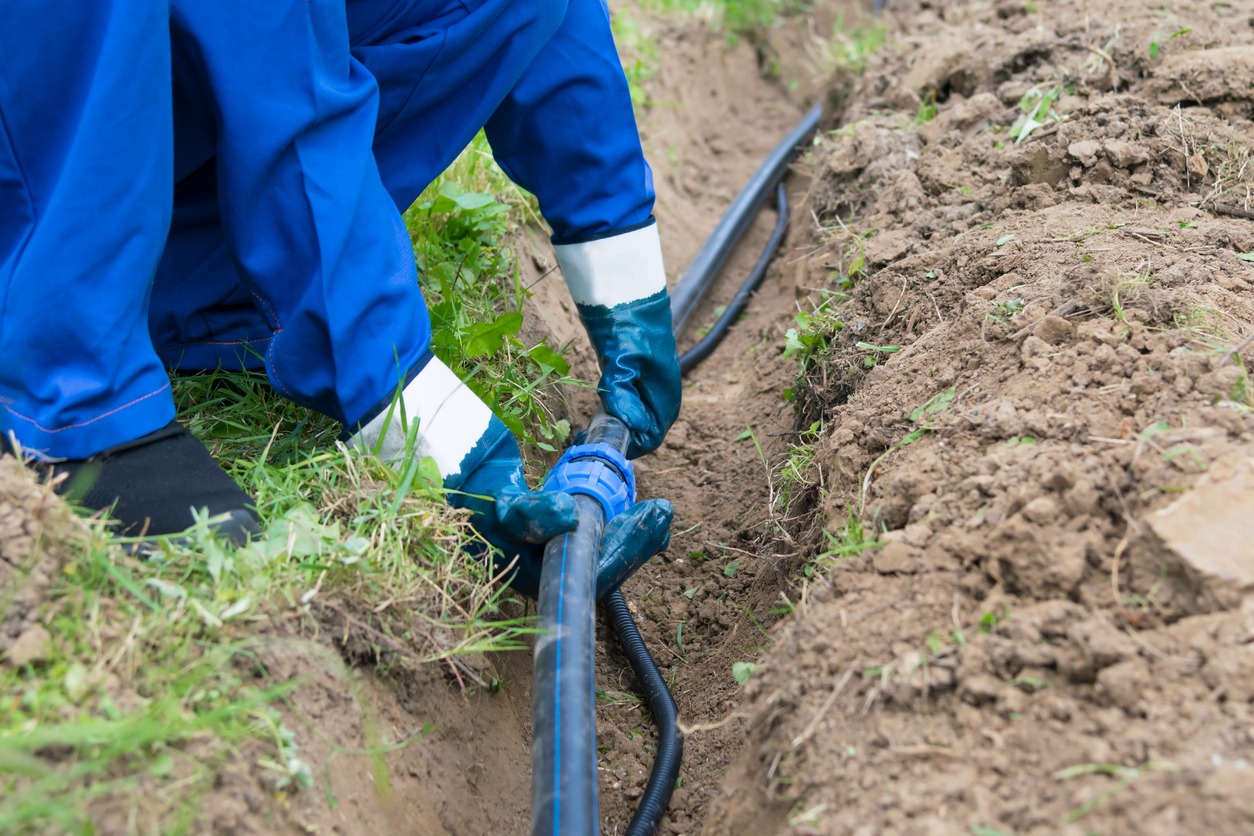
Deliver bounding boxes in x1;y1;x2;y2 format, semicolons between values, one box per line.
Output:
348;357;671;596
556;220;681;459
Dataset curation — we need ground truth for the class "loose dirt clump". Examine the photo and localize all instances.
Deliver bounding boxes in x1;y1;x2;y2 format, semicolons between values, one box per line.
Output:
0;457;80;665
707;1;1254;834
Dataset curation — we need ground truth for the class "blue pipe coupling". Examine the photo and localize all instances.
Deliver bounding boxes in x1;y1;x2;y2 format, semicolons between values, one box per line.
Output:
543;441;636;520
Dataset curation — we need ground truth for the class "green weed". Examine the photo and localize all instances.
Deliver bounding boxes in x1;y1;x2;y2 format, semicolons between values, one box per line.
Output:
855;341;900;368
775;420;823;513
987;297;1026;325
1010;86;1064;144
823;15;887;74
612;8;662;109
1053;761;1179;823
915;91;939;125
1110;263;1153;323
1148;27;1191;60
808;508;881;576
405;177;576;452
646;0;801;41
782;298;845;377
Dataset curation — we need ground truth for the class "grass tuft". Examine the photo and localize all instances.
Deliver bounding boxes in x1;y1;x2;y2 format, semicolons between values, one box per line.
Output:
2;130;570;831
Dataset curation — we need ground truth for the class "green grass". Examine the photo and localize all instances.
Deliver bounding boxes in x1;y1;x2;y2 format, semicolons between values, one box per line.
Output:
826;15;886;73
775;420;823;513
806;508;881;577
406;132;578;454
1111;264;1153;323
645;0;803;39
612;8;663;109
1;406;537;831
1;132;568;832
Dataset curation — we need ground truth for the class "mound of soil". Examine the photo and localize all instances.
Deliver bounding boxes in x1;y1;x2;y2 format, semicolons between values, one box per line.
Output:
706;1;1254;834
0;457;78;665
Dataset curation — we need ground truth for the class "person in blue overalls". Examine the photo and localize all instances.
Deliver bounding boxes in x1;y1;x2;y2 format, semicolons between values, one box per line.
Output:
0;0;679;593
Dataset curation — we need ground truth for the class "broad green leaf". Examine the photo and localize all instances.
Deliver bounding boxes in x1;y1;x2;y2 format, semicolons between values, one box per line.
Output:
732;662;757;685
463;312;523;357
527;342;570;375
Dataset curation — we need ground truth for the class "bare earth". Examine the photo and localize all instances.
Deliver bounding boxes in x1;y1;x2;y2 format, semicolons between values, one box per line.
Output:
4;0;1253;833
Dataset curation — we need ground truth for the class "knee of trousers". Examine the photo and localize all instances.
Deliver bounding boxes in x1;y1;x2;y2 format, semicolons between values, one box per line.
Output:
514;0;568;54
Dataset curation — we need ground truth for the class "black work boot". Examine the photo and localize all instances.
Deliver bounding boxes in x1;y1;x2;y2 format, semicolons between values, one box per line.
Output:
33;422;260;546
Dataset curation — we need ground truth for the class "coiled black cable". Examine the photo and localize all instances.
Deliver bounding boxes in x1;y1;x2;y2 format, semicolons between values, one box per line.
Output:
606;589;683;836
679;182;790;375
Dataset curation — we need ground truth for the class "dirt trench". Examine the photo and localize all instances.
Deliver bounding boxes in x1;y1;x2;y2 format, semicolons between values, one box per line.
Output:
19;0;1254;832
247;4;856;834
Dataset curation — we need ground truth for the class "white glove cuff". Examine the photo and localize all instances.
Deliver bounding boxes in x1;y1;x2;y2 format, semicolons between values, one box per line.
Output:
349;357;492;481
553;222;667;309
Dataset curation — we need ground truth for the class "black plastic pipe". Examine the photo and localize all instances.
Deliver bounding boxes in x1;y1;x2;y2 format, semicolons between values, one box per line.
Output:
532;102;824;836
670;103;821;336
532;410;632;836
679;182;790;374
532;507;603;832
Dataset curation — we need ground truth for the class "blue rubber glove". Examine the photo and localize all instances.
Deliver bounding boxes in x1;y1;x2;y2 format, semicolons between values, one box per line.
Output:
595;496;673;599
350;357;672;596
555;221;682;459
456;421;674;598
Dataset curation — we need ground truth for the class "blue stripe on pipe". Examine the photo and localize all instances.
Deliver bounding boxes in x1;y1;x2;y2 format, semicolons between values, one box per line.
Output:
553;531;570;836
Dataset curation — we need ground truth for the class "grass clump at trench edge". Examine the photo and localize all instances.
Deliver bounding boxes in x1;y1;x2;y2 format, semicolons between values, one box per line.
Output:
0;132;571;832
644;0;803;39
406;130;578;455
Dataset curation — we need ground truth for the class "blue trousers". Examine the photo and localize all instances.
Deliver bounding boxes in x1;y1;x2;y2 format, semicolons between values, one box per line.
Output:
0;0;653;459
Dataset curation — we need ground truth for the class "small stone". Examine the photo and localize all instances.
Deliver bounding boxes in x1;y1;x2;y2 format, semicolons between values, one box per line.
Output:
1144;457;1254;594
959;673;1001;705
1097;658;1150;711
4;624;52;668
1034;315;1074;344
1020;335;1051;360
1102;140;1149;168
997;684;1029;716
872;541;920;575
1067;140;1102;165
1069;618;1137;672
1021;496;1060;525
1009;144;1069;187
902;523;932;548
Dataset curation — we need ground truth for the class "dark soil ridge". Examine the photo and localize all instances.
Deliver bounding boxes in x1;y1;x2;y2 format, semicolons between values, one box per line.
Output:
706;1;1254;834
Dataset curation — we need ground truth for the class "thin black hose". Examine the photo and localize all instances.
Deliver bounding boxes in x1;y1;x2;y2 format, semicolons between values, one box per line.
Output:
679;182;790;375
610;108;820;835
606;589;683;836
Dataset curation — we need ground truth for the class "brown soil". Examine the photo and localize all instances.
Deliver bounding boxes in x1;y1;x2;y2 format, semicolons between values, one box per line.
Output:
703;1;1254;834
0;459;79;664
7;0;1254;833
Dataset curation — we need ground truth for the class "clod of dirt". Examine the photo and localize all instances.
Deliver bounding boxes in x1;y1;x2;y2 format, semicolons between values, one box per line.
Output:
705;0;1254;833
1143;455;1254;603
4;623;52;669
0;455;80;655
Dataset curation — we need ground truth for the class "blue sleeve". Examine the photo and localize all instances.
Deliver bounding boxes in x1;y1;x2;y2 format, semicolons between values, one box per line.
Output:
484;0;655;245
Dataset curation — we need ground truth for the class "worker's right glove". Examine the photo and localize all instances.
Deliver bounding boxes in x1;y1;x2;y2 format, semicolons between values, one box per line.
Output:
348;357;672;596
555;220;681;459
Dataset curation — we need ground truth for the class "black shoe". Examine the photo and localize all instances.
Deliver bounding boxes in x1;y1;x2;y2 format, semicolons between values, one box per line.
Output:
38;422;260;546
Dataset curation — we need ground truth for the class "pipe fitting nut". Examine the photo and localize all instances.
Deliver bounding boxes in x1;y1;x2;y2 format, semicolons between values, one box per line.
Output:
543;442;635;520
